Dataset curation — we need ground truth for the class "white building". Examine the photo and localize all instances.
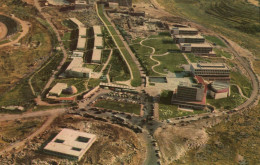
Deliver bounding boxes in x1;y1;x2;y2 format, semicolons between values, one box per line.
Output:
77;37;86;50
93;26;102;36
69;18;86;37
171;27;198;35
94;36;103;49
92;48;102;63
44;128;97;161
65;58;92;78
49;83;68;96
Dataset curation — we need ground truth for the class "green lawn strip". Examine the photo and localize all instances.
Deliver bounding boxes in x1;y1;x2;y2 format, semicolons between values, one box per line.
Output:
153;53;188;74
207;85;247;110
230;71;252;97
94;100;140;115
31;52;64;94
186;53;210;63
108;49;131;82
214;48;232;59
101;49;111;63
98;4;141;86
52;78;88;96
142;37;178;55
204;35;227;47
88;78;101;89
32;105;71;112
83;64;99;70
130;43;158;76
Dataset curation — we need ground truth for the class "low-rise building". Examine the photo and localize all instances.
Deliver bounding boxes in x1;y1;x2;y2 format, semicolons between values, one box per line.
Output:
174;34;205;44
72;51;84;58
65;58;92;78
190;63;230;82
69;18;86;37
92;48;102;63
209;81;230;99
171;27;198;35
180;43;213;54
107;0;132;7
171;82;207;110
75;0;87;10
77;37;87;50
49;83;68;97
43;128;97;161
93;26;102;36
94;36;103;49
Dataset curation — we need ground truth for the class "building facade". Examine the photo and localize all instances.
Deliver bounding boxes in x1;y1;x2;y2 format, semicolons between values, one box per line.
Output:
171;27;198;35
180;43;213;54
107;0;132;7
174;35;205;44
190;63;230;82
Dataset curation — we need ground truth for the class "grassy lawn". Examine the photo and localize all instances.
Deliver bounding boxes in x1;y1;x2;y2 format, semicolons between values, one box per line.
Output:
52;78;88;95
108;49;131;82
158;0;260;75
88;78;101;89
204;35;227;47
130;41;158;76
153;53;188;73
94;100;140;115
230;71;252;97
159;90;204;120
207;85;247;110
186;53;210;63
142;37;178;55
31;52;64;94
98;4;141;87
214;48;232;59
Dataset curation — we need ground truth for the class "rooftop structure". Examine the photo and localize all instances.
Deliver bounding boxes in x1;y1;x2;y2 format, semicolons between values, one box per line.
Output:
44;128;97;161
47;0;69;5
69;18;86;37
65;58;92;78
190;63;230;82
171;27;198;35
93;26;102;36
72;51;84;58
94;36;103;49
179;43;213;54
174;34;205;43
49;83;68;96
92;49;102;63
209;81;230;99
77;37;87;50
100;83;136;91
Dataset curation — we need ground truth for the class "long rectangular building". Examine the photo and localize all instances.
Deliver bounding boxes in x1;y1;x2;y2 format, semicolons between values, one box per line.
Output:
107;0;132;7
180;43;213;54
65;58;92;78
69;18;87;37
174;34;205;44
93;26;102;36
171;27;198;35
92;49;102;63
190;63;230;82
94;36;103;49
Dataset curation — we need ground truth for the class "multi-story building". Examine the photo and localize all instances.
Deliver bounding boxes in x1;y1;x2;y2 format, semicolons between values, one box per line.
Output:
174;34;205;44
91;48;102;63
180;43;213;54
190;63;230;82
65;58;92;78
209;81;230;99
171;82;206;110
171;27;198;35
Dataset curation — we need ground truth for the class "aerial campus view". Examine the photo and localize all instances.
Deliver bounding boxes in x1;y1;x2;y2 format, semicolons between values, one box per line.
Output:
0;0;259;164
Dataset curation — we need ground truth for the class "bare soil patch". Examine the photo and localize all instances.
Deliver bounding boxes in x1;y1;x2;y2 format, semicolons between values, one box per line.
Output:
0;22;7;40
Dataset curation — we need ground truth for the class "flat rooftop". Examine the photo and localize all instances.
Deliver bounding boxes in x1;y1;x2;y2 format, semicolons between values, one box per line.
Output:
94;36;103;47
44;128;97;161
69;18;86;36
67;57;83;70
93;26;102;35
174;34;204;39
172;27;198;31
75;0;87;4
49;83;68;95
191;63;229;70
77;37;86;49
180;43;212;48
92;49;102;62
